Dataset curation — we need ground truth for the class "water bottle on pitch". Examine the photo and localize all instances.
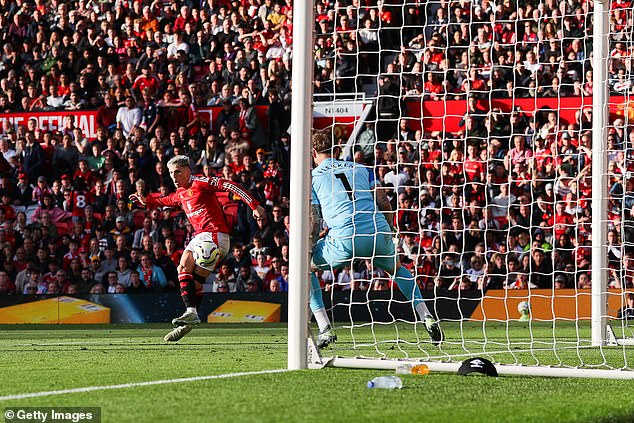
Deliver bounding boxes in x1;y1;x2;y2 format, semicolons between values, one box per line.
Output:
367;376;403;389
395;364;430;375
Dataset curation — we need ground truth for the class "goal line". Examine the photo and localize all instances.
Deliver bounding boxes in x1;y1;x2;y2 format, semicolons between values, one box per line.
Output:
0;369;288;402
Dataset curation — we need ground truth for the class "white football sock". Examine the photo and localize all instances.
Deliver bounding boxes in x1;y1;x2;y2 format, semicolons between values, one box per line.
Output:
186;307;197;314
415;302;433;320
313;307;331;332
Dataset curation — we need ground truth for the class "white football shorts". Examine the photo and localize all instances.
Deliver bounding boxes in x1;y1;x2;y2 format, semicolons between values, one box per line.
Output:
185;232;231;271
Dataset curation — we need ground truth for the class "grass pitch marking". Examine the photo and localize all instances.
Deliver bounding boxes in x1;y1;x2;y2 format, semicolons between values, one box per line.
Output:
0;369;288;402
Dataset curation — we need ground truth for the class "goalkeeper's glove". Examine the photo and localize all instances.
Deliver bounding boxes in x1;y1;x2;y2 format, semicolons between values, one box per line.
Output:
391;226;400;247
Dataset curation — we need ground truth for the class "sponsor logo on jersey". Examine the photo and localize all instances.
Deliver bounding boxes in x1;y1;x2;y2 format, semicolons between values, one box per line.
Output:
187;208;205;218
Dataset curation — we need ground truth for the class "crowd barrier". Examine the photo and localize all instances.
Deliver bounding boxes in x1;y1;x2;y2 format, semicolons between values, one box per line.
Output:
407;95;630;132
0;106;270;139
0;289;625;324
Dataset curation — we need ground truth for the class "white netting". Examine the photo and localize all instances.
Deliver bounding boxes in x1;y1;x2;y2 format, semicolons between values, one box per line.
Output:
311;0;634;372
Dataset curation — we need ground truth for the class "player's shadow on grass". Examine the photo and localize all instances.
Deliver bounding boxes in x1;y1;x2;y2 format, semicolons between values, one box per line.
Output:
595;412;634;423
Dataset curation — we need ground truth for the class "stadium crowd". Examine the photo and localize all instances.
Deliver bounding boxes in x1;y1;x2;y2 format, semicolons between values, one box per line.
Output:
344;0;633;292
0;0;631;296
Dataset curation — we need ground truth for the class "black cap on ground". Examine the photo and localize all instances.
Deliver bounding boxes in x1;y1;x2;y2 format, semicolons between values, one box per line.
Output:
458;357;498;377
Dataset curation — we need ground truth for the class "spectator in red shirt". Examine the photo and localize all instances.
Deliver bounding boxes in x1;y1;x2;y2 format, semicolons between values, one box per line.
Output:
173;5;195;33
72;160;95;190
423;72;444;100
62;241;80;270
180;91;201;137
464;144;485;182
461;68;487;93
263;256;283;290
132;65;159;97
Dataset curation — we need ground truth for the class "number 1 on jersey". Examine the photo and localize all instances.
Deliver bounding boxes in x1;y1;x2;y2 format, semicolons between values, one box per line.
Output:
335;173;355;201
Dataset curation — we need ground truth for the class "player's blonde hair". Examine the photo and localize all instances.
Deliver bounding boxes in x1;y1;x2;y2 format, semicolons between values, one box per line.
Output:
167;155;190;169
312;131;332;154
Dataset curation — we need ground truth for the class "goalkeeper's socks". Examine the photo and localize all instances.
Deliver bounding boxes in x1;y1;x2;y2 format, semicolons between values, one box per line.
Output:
309;272;326;312
313;308;331;333
309;272;332;332
415;302;433;321
394;266;433;320
178;271;197;309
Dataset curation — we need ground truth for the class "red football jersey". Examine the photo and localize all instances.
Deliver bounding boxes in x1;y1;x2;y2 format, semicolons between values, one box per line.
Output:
70;190;94;217
463;158;485;182
147;176;259;234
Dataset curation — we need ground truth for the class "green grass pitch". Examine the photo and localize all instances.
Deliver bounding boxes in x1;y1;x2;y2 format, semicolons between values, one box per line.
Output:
1;323;634;423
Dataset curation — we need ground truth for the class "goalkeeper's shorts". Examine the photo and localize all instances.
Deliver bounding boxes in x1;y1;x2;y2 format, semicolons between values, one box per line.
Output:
311;231;397;274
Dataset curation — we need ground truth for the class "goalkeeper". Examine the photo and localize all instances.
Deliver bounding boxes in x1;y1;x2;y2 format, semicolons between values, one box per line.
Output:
309;132;443;347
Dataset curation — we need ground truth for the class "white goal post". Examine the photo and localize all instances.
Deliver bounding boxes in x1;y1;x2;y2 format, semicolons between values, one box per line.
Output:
288;0;634;379
287;0;312;370
590;0;609;349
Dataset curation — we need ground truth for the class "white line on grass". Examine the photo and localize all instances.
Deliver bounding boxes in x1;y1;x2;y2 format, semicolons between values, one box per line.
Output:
1;340;131;347
0;369;288;402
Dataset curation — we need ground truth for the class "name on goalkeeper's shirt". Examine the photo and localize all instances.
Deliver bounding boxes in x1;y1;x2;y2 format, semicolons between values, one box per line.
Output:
313;159;358;174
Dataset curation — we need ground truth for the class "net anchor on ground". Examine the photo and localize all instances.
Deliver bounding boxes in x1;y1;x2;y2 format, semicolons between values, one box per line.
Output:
306;329;333;369
605;324;634;346
306;338;333;369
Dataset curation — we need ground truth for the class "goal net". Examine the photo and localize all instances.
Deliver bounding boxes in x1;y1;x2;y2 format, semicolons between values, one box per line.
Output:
303;0;634;378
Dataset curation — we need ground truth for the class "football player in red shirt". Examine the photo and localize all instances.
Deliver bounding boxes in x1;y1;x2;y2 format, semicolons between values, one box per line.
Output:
130;155;265;341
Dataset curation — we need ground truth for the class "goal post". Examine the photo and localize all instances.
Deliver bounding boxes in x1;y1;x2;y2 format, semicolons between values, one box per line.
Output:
288;0;634;378
287;0;313;370
591;0;609;348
